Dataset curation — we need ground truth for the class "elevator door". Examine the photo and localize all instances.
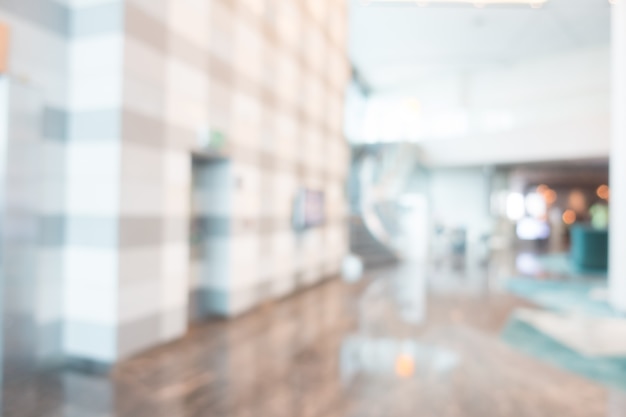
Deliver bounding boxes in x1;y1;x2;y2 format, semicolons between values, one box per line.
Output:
189;156;231;321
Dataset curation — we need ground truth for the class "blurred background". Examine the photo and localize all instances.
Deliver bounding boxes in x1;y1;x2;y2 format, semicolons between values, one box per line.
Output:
0;0;624;416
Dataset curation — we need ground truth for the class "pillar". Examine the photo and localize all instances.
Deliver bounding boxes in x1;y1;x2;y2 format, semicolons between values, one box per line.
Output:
610;0;626;311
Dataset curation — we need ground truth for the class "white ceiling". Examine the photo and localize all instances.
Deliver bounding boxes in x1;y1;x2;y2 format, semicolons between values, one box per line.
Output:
349;0;611;91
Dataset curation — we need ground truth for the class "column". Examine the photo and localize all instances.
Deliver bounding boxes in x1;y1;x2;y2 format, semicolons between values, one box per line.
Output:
63;0;125;363
611;0;626;311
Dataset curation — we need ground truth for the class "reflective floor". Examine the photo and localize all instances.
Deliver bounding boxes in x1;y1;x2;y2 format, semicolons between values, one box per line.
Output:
3;253;624;417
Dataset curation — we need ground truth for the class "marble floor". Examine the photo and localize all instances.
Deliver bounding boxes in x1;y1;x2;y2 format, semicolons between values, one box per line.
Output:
3;255;624;417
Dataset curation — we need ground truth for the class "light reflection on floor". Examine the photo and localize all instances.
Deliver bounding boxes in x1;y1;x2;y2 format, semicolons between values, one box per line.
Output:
342;261;459;383
2;251;624;417
340;336;459;383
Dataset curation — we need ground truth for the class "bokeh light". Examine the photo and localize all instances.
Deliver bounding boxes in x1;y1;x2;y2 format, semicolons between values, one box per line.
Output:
536;185;557;206
395;354;415;378
597;184;610;200
568;190;587;214
562;209;577;225
526;193;547;218
544;189;557;205
506;192;526;221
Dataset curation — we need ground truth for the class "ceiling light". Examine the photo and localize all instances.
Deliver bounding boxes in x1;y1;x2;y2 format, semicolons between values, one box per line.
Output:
369;0;549;6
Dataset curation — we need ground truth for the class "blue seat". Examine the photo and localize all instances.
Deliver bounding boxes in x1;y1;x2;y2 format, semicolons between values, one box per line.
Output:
570;225;609;272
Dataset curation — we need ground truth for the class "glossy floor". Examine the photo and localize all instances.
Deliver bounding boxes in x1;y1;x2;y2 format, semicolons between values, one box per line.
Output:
3;256;625;417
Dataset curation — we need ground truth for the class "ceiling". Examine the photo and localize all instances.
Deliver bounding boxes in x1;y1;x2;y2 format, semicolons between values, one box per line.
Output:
349;0;611;91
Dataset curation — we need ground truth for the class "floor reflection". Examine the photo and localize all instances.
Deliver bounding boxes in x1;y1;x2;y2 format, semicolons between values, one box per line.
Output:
2;253;623;417
341;336;459;383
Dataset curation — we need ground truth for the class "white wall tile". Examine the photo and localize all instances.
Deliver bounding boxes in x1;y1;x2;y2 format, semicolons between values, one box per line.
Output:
68;74;123;111
66;142;121;178
160;307;186;341
119;181;164;216
124;36;167;88
126;0;168;22
163;149;191;186
168;0;211;50
66;178;119;216
63;283;118;324
160;271;189;310
119;246;162;284
121;142;164;182
123;74;165;120
64;247;119;288
64;322;117;363
69;34;124;78
162;184;191;217
118;279;161;322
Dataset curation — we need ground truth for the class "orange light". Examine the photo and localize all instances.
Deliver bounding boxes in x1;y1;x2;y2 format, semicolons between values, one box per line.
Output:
544;189;557;205
536;184;548;194
395;354;415;378
597;185;610;200
563;210;577;225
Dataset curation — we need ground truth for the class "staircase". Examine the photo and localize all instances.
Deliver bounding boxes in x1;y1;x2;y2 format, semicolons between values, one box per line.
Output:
350;216;400;267
349;142;420;268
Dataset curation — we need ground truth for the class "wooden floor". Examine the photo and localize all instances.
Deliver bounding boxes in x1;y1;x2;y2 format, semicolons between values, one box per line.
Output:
2;258;620;417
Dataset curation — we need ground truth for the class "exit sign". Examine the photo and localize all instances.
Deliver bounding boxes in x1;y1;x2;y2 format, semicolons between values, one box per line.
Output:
197;127;227;151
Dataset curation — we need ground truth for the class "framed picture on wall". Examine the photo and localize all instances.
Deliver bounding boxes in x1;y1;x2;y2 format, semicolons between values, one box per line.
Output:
292;189;326;231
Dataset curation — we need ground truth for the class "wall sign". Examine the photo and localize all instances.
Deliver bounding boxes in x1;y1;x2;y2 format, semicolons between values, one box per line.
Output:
197;127;227;151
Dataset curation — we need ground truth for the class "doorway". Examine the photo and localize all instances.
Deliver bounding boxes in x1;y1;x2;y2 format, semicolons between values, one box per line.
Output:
189;154;231;322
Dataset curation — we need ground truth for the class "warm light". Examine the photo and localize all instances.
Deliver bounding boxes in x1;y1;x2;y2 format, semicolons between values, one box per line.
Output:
544;189;557;206
395;354;415;378
597;185;610;200
537;185;557;206
568;190;587;214
563;210;577;225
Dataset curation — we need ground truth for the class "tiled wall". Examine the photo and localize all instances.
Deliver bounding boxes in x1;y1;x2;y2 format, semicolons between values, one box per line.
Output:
63;0;125;363
0;79;48;392
0;0;350;364
122;0;351;359
0;0;69;365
